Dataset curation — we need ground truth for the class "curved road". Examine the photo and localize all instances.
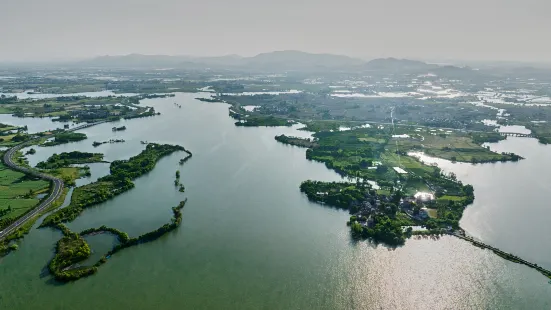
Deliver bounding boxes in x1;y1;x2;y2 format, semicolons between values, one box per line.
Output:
0;121;105;240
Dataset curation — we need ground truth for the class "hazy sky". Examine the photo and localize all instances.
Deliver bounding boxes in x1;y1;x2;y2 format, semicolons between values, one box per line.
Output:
1;0;550;62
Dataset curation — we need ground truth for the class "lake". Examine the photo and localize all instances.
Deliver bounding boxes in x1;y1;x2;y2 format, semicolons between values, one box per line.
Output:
0;93;550;309
0;90;136;100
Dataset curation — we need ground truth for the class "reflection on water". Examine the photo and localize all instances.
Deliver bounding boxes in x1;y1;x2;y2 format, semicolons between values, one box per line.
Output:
0;114;72;134
499;124;532;134
410;138;551;270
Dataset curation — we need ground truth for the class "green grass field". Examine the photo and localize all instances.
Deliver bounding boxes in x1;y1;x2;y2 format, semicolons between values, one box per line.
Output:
0;161;50;221
392;131;514;162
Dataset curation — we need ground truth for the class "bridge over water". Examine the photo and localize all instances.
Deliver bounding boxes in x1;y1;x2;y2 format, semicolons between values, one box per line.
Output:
498;132;534;138
452;233;551;280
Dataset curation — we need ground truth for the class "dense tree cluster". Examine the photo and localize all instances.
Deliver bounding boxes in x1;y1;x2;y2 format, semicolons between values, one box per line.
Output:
469;132;506;144
300;180;371;209
179;150;193;165
48;225;94;282
106;143;184;181
42;132;87;147
80;225;130;244
0;206;12;218
36;151;104;169
275;135;318;148
350;215;407;246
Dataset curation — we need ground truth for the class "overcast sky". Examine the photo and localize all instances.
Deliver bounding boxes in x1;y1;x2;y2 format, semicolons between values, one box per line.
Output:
1;0;549;62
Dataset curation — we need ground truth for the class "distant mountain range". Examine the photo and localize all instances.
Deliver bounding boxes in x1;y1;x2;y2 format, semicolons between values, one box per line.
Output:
364;58;439;72
75;50;468;73
78;50;363;70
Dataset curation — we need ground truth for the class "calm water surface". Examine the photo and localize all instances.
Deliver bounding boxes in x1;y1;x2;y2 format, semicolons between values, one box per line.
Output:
0;90;136;100
0;93;550;309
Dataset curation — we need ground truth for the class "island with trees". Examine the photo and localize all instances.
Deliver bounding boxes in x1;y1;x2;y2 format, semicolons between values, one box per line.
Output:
274;135;318;148
41;132;87;147
92;139;125;147
40;143;192;281
36;151;105;169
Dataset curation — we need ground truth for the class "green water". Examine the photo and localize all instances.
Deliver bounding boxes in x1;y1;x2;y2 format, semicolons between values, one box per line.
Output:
0;93;550;309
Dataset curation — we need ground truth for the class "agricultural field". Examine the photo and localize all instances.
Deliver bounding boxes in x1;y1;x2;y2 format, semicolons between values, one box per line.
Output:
390;127;521;163
0;161;50;223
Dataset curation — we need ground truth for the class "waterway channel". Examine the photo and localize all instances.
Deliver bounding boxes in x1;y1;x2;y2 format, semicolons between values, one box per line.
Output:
0;93;550;309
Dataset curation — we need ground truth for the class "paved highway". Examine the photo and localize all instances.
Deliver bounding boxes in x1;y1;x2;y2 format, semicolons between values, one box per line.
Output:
0;121;106;240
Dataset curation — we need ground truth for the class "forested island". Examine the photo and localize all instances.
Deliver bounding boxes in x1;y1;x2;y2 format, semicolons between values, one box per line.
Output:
36;151;104;169
93;139;125;147
274;135;318;148
42;132;87;147
196;97;224;103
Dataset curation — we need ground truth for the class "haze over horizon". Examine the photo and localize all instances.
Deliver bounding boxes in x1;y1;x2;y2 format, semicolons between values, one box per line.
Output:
1;0;550;63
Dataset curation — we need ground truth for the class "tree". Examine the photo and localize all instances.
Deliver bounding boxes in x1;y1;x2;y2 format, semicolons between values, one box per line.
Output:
376;165;389;174
449;172;457;181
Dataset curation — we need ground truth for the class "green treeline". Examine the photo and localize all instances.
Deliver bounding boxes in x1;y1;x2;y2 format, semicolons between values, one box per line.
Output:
49;200;187;282
102;199;186;256
41;144;185;227
106;143;185;180
469;132;506;144
123;108;159;120
179;149;193;165
0;206;11;217
350;214;410;246
196;97;223;103
80;225;130;243
275;134;318;148
42;132;87;147
40;179;134;226
48;224;95;282
300;180;371;210
36;151;104;169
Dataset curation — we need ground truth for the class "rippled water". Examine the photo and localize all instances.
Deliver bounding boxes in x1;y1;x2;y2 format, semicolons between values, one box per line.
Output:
412;135;551;268
0;93;550;309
